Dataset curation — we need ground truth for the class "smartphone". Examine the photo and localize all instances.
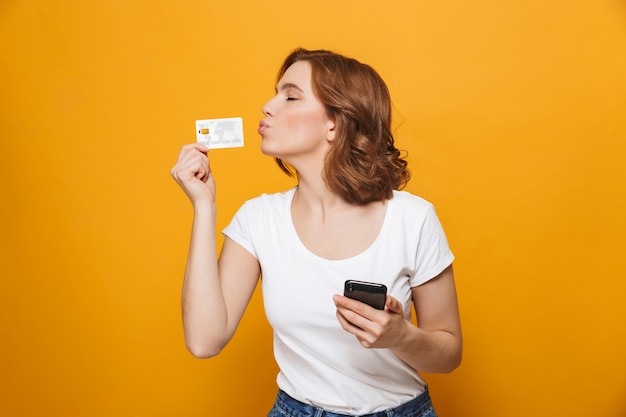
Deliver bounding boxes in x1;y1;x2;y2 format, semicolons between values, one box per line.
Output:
343;280;387;310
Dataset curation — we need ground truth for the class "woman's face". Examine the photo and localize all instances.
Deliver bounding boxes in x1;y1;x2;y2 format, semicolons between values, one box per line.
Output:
258;61;335;165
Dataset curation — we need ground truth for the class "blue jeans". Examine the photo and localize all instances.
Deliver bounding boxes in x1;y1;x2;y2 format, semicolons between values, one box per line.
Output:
267;389;438;417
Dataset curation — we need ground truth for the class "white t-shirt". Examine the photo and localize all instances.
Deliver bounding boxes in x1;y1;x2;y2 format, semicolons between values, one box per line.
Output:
223;188;454;414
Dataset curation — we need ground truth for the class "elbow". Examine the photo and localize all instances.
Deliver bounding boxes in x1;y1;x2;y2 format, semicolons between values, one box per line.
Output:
441;350;462;374
425;355;461;374
185;337;227;359
440;331;463;373
423;339;462;374
187;345;221;359
439;342;463;374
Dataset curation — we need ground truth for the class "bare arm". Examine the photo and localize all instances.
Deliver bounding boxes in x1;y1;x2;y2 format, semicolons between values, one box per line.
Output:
172;144;260;358
390;265;462;373
334;265;462;373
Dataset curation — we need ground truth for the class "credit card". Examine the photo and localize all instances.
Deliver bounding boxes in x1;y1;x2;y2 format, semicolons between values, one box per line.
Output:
195;117;244;149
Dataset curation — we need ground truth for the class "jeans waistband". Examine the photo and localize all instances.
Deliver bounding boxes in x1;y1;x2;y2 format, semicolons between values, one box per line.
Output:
273;388;433;417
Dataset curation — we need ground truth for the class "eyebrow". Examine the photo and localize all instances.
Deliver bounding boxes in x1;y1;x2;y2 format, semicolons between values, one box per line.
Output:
275;82;304;93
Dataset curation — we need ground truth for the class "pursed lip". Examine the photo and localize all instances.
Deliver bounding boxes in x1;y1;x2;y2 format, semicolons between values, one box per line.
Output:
258;120;269;135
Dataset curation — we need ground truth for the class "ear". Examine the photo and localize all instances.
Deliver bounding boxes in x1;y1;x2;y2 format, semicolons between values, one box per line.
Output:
325;119;336;142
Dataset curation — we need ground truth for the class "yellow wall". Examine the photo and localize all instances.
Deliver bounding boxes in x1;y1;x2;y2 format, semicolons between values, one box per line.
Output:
2;1;625;416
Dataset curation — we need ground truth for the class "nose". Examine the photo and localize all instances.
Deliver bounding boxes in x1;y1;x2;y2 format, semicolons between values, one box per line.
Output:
262;97;275;117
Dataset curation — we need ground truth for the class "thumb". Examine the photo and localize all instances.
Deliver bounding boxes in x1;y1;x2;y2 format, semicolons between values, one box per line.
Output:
385;295;403;315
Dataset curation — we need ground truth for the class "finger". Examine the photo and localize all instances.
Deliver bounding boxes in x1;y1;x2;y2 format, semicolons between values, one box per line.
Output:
336;310;370;339
336;305;382;337
334;294;378;317
179;142;210;154
175;144;209;168
172;157;207;183
173;146;211;180
385;295;404;315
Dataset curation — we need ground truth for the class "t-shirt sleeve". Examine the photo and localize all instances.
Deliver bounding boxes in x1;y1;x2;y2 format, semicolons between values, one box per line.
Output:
410;205;455;287
222;201;258;259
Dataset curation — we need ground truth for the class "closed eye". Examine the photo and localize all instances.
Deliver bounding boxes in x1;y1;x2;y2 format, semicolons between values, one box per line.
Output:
275;82;304;102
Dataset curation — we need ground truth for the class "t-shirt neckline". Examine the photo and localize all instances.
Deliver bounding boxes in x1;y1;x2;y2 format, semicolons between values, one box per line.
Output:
285;187;395;263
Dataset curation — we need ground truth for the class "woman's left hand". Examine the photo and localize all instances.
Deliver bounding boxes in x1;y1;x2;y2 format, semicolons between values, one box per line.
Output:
335;267;462;374
333;294;410;349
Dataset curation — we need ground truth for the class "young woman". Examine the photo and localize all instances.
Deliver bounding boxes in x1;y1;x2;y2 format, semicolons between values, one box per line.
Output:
171;48;462;417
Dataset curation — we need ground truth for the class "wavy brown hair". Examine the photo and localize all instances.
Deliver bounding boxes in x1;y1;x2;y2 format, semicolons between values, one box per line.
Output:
275;48;410;204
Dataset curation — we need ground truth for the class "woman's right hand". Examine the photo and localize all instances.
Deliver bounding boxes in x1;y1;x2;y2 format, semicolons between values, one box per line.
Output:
170;143;216;207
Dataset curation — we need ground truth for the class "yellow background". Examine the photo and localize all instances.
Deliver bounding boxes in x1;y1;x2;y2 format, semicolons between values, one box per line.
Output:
2;1;625;416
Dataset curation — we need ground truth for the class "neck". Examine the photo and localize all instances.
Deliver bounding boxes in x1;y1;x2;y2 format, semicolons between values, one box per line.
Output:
294;175;348;214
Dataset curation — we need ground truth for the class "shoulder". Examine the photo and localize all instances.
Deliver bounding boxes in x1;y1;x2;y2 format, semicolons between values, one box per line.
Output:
234;188;296;221
391;190;435;213
225;188;295;238
388;190;446;233
241;187;296;209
